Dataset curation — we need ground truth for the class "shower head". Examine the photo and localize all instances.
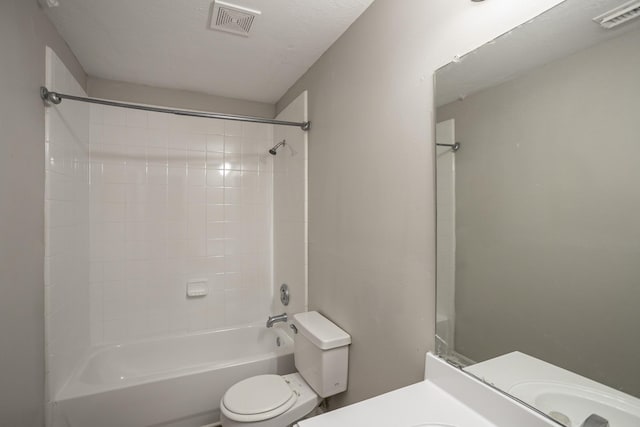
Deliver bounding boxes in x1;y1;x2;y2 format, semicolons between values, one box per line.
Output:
269;140;286;155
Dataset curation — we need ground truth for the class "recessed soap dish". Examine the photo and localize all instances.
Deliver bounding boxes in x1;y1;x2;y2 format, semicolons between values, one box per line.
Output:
186;279;208;297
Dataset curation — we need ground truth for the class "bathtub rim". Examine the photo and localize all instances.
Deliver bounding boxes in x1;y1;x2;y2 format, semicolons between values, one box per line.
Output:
55;322;294;401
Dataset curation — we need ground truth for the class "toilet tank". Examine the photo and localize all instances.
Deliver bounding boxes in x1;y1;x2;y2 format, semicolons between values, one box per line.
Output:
292;312;351;398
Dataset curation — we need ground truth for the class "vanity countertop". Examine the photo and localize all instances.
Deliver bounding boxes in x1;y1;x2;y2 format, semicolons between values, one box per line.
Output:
297;353;556;427
297;379;497;427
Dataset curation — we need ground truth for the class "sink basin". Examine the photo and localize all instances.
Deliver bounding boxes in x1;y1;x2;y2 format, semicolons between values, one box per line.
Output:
509;381;640;427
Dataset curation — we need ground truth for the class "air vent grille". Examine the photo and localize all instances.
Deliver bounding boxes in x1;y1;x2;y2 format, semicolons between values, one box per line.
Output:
593;0;640;29
209;1;261;37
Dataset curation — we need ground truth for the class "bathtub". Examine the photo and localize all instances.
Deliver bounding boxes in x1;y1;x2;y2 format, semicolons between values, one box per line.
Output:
52;325;295;427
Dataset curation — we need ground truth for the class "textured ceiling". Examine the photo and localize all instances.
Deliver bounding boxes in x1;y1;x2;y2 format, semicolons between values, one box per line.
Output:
45;0;375;103
436;0;640;107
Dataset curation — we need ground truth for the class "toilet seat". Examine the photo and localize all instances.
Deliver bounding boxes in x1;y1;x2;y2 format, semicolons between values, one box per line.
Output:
221;375;298;422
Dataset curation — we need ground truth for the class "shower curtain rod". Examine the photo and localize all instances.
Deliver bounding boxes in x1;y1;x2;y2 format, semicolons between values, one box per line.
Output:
40;87;311;131
436;142;461;151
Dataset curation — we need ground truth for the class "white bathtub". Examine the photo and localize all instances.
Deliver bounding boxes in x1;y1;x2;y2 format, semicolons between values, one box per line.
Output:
52;325;295;427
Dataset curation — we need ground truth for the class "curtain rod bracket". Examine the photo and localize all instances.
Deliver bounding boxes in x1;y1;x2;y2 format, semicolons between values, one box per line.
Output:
40;87;61;105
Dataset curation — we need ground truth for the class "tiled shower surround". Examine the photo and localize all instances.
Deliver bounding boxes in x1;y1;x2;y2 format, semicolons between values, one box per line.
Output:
89;105;275;343
45;50;307;416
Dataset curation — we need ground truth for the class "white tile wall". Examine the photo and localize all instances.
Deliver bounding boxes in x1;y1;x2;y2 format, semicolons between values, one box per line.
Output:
44;47;91;397
89;105;275;343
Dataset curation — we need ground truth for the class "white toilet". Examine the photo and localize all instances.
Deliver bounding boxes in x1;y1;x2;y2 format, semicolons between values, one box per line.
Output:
220;311;351;427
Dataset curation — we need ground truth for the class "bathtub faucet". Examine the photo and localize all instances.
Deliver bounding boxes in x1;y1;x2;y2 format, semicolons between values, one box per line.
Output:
266;313;287;328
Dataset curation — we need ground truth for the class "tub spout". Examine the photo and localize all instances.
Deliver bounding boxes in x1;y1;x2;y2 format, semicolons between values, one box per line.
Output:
266;313;287;328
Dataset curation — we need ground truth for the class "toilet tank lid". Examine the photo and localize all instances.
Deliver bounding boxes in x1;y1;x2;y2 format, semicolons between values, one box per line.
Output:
293;311;351;350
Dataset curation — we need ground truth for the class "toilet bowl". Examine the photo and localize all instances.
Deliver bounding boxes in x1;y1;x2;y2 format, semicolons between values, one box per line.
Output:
220;373;319;427
220;312;351;427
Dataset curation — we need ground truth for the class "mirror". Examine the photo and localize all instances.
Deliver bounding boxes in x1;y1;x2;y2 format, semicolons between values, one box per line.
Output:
434;0;640;425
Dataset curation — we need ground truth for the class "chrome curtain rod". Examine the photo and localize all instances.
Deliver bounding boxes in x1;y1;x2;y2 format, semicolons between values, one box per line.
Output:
40;87;311;131
436;142;461;151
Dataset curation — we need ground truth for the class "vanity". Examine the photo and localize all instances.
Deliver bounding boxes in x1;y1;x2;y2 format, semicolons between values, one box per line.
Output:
297;353;556;427
307;0;640;425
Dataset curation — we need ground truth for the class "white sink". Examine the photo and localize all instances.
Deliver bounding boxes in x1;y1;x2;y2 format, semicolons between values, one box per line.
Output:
509;381;640;427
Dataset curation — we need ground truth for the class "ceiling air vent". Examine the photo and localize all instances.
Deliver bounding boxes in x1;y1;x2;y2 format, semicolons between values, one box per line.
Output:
593;0;640;29
209;1;261;37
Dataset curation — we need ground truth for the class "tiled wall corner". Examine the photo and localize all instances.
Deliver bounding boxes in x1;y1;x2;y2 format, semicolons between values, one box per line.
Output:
44;47;91;397
273;91;308;316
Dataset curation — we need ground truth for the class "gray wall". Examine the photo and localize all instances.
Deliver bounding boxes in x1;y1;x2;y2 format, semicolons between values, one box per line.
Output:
277;0;564;408
438;28;640;395
0;1;86;425
88;77;275;119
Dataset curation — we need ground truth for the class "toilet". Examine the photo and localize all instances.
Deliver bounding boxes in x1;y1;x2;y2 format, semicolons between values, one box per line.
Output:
220;311;351;427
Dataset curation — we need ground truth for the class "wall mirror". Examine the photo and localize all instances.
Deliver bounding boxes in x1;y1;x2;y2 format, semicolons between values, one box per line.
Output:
434;0;640;426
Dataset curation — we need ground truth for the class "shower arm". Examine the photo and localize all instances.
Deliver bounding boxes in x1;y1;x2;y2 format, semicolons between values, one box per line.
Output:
269;140;286;155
